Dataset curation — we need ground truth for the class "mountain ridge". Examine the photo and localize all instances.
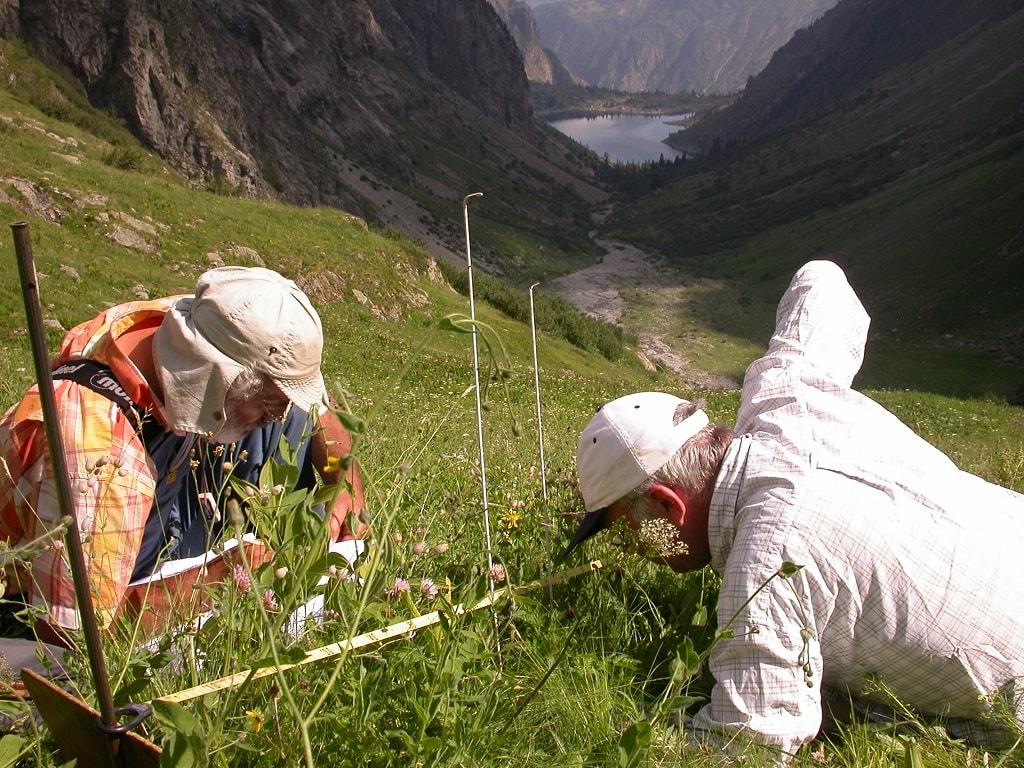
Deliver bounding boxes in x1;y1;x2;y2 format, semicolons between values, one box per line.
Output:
534;0;838;94
685;0;1024;146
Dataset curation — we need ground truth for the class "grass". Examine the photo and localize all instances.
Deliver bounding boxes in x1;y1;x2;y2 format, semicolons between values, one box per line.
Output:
1;39;1023;768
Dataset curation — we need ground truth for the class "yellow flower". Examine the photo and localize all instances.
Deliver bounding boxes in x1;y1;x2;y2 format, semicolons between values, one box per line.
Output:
322;455;341;474
245;709;263;734
503;511;522;530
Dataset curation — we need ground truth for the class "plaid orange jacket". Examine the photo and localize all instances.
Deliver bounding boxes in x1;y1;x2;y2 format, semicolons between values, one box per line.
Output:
0;298;180;630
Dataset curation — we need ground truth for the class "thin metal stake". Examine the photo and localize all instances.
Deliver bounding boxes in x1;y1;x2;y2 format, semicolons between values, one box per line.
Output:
528;282;553;601
461;193;501;660
10;222;120;751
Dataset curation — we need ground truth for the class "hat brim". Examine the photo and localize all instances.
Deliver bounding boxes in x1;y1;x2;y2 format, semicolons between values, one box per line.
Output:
559;507;610;562
275;371;329;414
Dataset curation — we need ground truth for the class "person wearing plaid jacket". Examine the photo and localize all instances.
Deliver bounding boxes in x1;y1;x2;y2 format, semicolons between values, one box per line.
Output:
0;267;366;637
565;261;1024;758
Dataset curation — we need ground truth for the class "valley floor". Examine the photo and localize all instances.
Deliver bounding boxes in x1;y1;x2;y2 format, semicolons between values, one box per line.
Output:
549;219;752;390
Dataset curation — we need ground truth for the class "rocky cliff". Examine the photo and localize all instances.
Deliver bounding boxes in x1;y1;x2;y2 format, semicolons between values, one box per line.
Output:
2;0;552;219
489;0;580;86
534;0;837;94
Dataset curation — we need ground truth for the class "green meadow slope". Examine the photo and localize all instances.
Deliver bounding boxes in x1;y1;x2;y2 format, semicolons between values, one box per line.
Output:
2;39;1023;768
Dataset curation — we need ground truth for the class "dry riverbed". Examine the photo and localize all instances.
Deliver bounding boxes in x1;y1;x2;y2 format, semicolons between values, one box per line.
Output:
550;238;740;390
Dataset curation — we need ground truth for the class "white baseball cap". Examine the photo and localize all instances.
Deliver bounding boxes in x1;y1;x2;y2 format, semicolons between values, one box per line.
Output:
153;266;328;436
565;392;708;555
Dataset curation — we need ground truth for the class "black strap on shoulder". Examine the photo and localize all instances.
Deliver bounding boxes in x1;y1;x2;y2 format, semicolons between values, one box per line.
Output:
51;359;143;431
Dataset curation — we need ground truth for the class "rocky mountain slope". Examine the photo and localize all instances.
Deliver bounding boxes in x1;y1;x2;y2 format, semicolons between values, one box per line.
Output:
489;0;580;86
1;0;602;270
686;0;1024;146
610;0;1024;365
533;0;837;94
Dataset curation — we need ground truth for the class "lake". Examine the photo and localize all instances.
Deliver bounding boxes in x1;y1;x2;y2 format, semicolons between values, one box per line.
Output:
546;113;692;164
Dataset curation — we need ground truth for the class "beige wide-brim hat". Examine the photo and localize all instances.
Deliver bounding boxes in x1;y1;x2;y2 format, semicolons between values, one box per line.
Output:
153;266;328;436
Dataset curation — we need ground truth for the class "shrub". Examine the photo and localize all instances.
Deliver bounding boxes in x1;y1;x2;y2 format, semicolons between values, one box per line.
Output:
101;144;146;172
437;260;629;361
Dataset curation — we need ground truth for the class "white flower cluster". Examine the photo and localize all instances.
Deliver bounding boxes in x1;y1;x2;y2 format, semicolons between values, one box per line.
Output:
634;518;689;559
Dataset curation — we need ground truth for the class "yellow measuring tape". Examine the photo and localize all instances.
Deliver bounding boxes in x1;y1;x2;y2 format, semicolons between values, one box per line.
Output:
155;560;603;705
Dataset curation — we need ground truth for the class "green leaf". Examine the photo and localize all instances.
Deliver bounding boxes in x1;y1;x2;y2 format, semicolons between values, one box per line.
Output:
338;411;365;434
778;561;804;579
677;635;701;680
152;700;207;768
903;738;925;768
417;736;443;754
617;721;651;768
438;314;472;334
0;735;25;768
691;604;708;627
0;700;27;718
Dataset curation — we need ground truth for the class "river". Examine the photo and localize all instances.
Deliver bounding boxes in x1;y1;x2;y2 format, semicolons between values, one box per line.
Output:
545;113;692;164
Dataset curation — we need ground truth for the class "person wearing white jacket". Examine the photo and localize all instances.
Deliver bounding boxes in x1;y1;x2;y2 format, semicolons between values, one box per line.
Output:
565;261;1024;758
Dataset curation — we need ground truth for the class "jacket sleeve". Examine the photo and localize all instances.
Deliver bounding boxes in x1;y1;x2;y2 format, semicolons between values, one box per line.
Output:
689;559;824;758
765;261;870;389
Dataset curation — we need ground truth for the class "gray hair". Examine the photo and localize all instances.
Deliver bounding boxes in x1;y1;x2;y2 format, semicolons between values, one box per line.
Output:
624;401;734;523
226;369;271;402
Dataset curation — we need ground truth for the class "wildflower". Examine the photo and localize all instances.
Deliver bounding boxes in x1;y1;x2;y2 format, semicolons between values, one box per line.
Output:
222;461;233;472
489;563;507;584
432;543;449;555
189;459;200;471
412;542;427;556
212;445;225;457
392;530;403;543
238;450;249;461
244;709;263;734
323;609;340;622
233;564;252;594
634;518;689;559
503;511;521;530
384;578;411;600
226;499;245;528
261;589;279;613
327;564;338;577
413;527;428;538
274;566;288;580
271;484;285;496
420;578;438;600
322;456;341;474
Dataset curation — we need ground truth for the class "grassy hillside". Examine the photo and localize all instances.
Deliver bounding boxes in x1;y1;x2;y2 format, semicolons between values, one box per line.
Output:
605;3;1024;402
1;42;1023;768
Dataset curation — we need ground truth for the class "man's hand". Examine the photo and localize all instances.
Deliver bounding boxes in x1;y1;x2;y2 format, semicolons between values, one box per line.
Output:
312;409;368;542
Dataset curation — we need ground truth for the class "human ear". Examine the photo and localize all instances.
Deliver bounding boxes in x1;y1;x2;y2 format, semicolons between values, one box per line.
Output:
644;483;687;528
